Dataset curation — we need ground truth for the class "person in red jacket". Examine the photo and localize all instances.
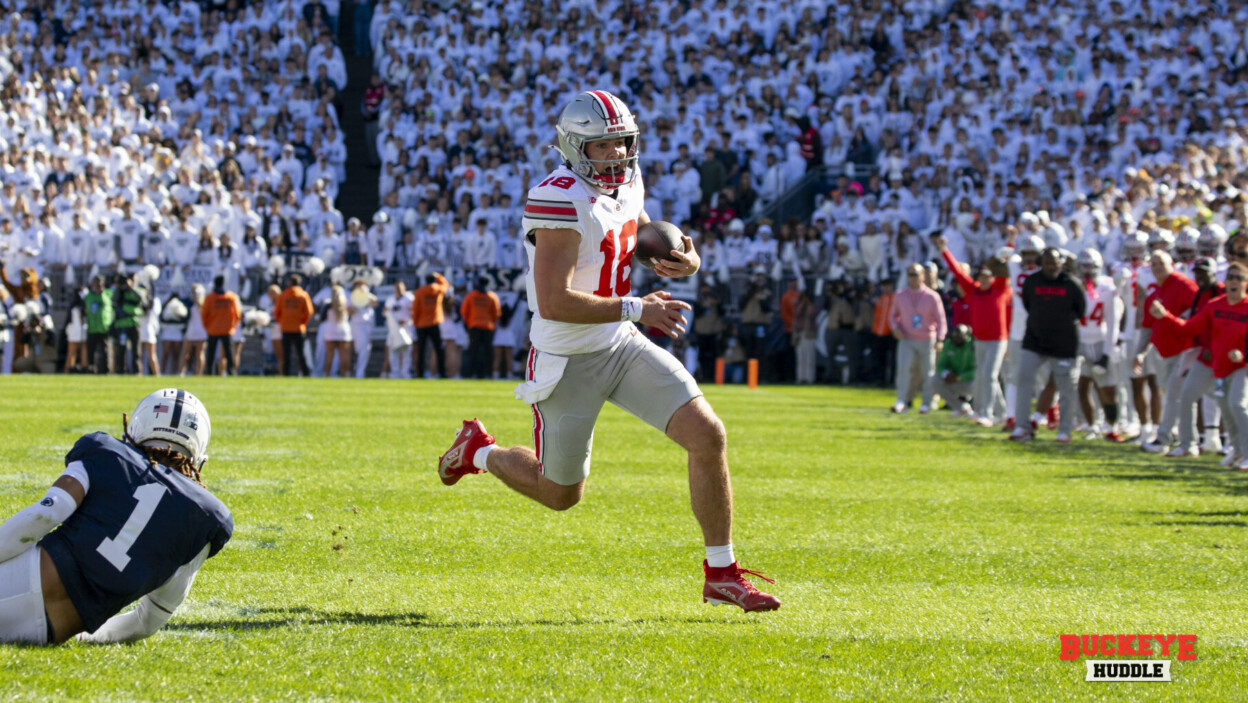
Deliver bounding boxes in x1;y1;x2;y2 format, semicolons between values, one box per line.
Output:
936;236;1011;426
1165;258;1226;457
1136;251;1199;452
1151;261;1248;468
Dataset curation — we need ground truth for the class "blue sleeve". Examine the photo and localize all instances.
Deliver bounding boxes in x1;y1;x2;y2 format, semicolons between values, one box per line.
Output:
65;433;117;466
209;508;234;558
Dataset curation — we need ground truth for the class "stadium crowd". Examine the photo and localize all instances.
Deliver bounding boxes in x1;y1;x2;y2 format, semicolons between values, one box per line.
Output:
3;0;1248;463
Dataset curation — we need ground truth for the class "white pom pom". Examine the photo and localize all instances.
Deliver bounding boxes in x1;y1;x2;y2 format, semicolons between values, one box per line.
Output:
165;298;188;319
329;266;347;286
11;304;29;323
268;254;286;273
244;309;271;328
142;264;160;284
303;257;326;276
368;268;384;287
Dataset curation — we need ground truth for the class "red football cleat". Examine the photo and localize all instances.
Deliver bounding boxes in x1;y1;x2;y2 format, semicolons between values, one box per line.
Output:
438;419;495;486
703;561;781;612
1046;406;1060;431
1002;418;1016;433
1105;431;1127;443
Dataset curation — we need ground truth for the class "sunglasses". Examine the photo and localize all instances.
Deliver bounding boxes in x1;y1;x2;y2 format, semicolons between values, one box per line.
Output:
1227;275;1246;282
907;272;921;277
1234;250;1248;258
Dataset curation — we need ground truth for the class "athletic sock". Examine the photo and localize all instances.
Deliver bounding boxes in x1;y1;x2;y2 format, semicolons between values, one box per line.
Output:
706;544;735;569
472;445;495;471
1104;403;1119;425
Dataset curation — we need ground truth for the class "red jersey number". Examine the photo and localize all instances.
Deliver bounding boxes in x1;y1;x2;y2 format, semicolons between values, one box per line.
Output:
538;176;577;190
1081;302;1104;327
594;220;638;297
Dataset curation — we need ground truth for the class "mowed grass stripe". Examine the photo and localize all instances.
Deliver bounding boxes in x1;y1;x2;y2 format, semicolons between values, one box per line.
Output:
0;377;1244;700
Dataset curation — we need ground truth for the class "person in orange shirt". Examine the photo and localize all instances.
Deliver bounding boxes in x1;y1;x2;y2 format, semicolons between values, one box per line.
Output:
275;273;315;377
412;271;449;378
201;276;242;376
870;279;896;386
779;278;800;381
460;275;502;379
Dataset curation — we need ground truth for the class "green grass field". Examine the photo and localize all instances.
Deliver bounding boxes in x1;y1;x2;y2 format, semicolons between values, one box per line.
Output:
1;376;1246;701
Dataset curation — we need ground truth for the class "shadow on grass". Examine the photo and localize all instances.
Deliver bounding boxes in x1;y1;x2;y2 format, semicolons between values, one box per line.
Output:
913;412;1248;499
166;607;741;633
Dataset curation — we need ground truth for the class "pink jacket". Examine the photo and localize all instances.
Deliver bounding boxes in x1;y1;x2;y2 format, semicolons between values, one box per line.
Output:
888;286;947;342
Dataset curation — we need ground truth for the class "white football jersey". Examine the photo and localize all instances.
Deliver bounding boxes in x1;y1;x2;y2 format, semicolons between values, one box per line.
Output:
522;165;645;355
1079;275;1120;346
1007;256;1037;341
1120;262;1156;340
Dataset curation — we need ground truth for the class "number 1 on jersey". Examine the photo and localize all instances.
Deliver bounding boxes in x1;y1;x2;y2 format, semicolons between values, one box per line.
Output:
97;483;169;571
594;220;638;297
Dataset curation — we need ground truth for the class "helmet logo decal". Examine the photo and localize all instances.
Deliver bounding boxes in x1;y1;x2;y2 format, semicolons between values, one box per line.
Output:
183;412;199;431
152;403;170;418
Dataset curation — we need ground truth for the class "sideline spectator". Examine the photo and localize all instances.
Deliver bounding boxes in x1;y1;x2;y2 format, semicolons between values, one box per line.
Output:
461;276;501;380
111;273;148;375
413;272;449;379
1151;262;1248;469
202;276;242;377
889;263;946;414
1010;250;1085;443
936;236;1011;426
929;324;976;415
277;274;315;377
85;276;114;375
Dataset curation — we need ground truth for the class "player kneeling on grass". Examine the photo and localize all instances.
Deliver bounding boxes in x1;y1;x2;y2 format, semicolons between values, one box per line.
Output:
438;90;779;612
0;389;232;645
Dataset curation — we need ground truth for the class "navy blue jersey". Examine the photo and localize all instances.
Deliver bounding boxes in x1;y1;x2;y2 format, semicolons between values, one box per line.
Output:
39;433;233;632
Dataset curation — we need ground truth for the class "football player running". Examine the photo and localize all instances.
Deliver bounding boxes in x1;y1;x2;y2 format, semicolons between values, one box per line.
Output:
0;389;232;644
438;91;779;612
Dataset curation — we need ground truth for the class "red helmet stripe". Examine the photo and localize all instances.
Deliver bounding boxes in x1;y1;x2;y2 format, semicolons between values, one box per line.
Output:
590;90;618;120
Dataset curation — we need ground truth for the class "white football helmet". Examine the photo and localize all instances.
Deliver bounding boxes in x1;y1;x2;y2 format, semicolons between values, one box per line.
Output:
1147;228;1175;251
126;389;211;469
1175;227;1199;262
1078;248;1103;277
1199;223;1227;258
1018;234;1045;258
555;90;640;192
1122;231;1148;259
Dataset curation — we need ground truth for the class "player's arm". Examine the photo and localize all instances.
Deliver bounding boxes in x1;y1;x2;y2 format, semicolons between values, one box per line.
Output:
645;210;701;278
1105;286;1121;350
0;465;87;563
78;545;211;644
936;237;975;292
531;227;689;337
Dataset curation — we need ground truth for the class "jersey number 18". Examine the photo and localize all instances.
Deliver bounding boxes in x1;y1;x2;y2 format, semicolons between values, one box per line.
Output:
594;221;638;297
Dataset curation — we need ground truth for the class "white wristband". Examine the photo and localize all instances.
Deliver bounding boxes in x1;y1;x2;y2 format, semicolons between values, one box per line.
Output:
621;297;643;322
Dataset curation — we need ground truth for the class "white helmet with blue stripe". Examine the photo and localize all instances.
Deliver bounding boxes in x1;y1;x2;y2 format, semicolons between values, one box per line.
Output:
126;388;211;470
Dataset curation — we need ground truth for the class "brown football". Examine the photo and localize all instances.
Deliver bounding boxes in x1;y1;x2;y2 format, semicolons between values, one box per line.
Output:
633;221;686;269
